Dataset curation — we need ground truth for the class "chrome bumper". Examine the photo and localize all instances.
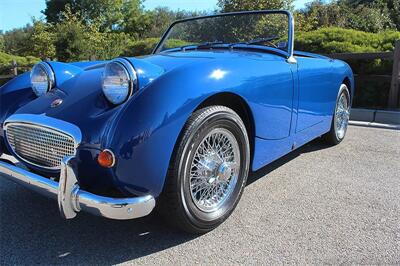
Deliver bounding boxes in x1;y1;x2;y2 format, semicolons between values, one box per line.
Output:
0;156;155;220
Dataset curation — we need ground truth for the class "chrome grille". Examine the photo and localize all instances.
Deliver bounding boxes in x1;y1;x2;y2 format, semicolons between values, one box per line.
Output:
5;123;76;169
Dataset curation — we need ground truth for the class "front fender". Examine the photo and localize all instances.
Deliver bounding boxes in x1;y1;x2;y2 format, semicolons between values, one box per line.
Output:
105;61;245;197
0;72;35;124
47;62;84;87
0;72;36;155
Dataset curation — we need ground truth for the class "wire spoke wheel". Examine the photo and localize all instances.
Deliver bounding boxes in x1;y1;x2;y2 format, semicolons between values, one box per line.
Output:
160;106;249;233
189;128;240;213
335;92;350;140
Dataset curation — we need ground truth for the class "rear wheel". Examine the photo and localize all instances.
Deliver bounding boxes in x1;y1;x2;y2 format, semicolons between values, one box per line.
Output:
323;84;351;145
159;106;250;234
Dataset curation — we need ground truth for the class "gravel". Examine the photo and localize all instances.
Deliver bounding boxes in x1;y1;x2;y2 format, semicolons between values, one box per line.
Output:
1;125;399;265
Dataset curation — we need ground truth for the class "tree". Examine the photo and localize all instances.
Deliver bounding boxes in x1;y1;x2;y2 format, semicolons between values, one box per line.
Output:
217;0;294;12
297;0;397;32
53;7;87;61
141;8;207;38
387;0;400;30
345;4;394;32
296;1;349;31
30;20;56;59
144;7;177;38
119;0;153;38
43;0;125;29
2;25;33;56
84;21;131;60
0;33;4;52
53;5;129;61
43;0;150;32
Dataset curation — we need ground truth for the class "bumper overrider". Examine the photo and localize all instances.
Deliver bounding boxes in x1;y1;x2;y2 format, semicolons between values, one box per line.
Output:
0;115;155;220
0;157;155;220
0;156;155;220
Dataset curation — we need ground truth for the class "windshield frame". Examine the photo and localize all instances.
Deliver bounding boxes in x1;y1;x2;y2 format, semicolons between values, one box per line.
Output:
152;10;295;63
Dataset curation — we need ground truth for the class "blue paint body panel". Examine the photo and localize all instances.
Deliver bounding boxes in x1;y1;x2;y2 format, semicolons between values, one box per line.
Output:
0;49;353;197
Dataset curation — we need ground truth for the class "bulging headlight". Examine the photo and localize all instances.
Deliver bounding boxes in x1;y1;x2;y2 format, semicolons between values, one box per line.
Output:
30;62;55;97
102;59;137;105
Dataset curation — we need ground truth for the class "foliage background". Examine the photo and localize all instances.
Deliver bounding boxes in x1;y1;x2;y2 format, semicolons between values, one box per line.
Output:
1;0;399;108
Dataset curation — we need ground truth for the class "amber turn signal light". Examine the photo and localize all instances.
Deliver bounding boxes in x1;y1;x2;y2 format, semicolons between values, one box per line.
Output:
98;149;115;168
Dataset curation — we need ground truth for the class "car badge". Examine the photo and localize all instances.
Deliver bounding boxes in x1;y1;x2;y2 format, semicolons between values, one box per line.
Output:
51;98;63;108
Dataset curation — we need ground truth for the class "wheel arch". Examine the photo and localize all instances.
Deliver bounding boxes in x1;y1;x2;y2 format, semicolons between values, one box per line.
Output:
342;77;353;101
194;92;256;169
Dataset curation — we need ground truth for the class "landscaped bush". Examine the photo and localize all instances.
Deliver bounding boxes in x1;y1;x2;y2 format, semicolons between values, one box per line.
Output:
0;52;40;77
0;51;40;66
295;27;400;54
296;27;399;75
0;52;40;85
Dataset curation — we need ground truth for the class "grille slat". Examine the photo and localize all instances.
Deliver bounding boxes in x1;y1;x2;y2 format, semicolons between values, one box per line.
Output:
6;123;76;169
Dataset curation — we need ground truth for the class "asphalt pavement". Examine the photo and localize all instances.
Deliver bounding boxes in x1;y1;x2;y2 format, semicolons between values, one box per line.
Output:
1;125;399;265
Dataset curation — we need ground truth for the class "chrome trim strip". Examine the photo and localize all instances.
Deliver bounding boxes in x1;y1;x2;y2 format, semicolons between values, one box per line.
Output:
31;62;56;93
287;11;296;63
112;58;138;97
102;149;116;168
4;114;82;146
153;10;296;61
40;62;56;90
0;157;156;220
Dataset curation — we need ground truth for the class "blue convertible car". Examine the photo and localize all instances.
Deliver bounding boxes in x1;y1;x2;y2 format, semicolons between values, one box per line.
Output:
0;11;353;233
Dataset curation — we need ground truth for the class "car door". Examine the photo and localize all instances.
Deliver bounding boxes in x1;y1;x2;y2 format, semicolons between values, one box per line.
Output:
295;56;335;132
239;55;294;140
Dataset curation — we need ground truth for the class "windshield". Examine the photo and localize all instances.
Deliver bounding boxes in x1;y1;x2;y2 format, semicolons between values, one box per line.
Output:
155;11;291;55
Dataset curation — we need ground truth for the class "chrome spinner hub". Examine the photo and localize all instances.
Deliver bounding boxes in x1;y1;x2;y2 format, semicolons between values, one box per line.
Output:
189;128;240;213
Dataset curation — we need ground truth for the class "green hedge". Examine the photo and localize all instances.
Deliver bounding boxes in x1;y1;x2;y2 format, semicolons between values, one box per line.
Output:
0;51;40;66
296;27;400;75
0;52;40;86
295;27;400;54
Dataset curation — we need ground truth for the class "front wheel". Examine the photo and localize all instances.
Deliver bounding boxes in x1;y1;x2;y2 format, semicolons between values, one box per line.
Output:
159;106;250;234
323;84;351;145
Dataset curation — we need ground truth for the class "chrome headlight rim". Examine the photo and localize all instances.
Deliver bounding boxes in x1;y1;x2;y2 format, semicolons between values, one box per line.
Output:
102;58;138;105
30;62;55;97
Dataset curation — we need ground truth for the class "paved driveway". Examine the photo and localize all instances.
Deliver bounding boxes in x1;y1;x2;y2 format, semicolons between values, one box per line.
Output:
1;125;399;265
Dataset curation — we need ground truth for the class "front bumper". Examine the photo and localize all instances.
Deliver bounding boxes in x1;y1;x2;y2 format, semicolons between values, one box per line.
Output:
0;156;155;220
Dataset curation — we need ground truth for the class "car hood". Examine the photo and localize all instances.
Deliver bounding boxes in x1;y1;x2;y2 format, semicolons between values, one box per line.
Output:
141;50;278;72
9;50;280;144
2;49;283;189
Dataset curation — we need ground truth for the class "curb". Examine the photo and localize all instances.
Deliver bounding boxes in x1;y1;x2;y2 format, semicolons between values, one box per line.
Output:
350;108;400;125
349;120;400;130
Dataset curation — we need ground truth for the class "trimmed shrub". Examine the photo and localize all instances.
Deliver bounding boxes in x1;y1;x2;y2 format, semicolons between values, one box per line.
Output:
295;27;400;53
0;51;40;66
0;52;39;76
296;27;399;75
0;52;40;86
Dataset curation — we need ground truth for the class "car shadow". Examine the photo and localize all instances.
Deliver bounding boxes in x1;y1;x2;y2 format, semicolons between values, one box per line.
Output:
0;138;331;264
247;137;331;185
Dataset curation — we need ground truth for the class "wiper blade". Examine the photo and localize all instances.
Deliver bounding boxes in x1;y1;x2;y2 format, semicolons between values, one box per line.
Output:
197;40;225;48
181;40;226;51
246;36;279;45
228;36;280;49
